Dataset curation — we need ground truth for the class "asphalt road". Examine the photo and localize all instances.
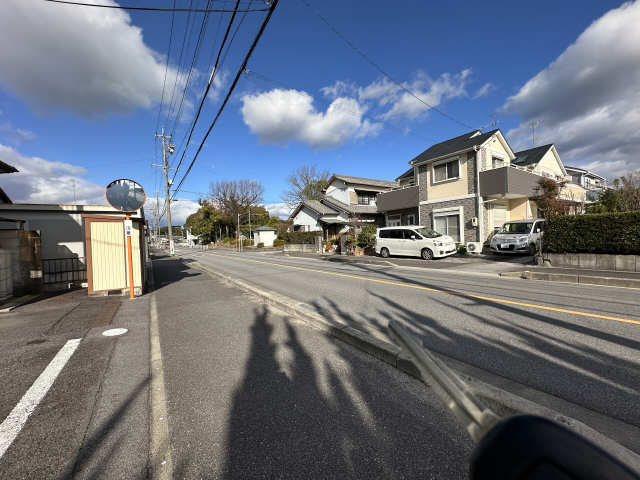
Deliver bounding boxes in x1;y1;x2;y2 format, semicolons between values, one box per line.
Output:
173;247;640;445
152;254;473;479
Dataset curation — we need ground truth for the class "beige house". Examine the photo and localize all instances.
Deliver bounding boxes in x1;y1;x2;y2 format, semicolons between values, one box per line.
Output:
377;129;588;245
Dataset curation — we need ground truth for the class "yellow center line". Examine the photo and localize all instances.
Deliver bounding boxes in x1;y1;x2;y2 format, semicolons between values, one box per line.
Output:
208;253;640;326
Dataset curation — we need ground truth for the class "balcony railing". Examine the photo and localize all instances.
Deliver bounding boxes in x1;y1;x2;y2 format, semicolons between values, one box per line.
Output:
479;166;542;198
377;185;419;212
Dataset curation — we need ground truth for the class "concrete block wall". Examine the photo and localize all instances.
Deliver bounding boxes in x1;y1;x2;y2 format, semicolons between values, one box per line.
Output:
546;253;639;272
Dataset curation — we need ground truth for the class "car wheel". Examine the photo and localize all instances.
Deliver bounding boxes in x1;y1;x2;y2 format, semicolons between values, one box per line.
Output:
528;244;536;256
421;248;434;260
380;247;390;258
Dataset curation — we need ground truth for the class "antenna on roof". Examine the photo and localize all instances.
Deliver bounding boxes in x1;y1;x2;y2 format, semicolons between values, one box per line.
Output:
527;120;543;147
479;113;498;132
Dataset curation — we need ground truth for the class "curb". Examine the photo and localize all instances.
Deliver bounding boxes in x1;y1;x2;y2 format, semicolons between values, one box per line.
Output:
500;270;640;289
186;257;640;468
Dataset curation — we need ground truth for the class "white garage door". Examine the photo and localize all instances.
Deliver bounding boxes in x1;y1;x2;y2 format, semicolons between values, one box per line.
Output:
492;204;508;231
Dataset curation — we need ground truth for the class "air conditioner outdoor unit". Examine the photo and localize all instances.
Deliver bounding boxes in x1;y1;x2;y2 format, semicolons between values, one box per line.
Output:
466;242;483;254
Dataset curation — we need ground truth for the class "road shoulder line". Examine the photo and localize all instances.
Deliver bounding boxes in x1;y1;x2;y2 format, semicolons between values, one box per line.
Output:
149;263;173;480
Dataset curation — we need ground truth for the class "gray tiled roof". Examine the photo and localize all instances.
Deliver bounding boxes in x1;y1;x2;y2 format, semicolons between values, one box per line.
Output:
410;129;499;165
321;196;378;215
512;144;553;167
302;199;338;215
396;167;414;180
332;174;397;188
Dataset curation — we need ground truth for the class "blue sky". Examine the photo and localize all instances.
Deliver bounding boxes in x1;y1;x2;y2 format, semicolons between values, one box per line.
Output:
0;0;637;223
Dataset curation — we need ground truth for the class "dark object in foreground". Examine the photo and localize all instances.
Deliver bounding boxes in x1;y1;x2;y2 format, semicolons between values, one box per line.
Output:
471;415;639;479
387;320;639;480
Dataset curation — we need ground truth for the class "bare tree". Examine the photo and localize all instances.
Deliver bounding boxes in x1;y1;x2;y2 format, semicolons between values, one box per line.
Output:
209;180;264;217
282;165;331;208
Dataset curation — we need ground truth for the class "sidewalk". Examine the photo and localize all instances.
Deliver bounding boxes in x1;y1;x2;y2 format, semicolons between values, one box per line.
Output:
0;288;150;479
151;253;472;479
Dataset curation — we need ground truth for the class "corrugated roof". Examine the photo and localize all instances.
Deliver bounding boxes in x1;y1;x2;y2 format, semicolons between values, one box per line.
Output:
331;174;397;188
410;129;499;165
512;144;553;167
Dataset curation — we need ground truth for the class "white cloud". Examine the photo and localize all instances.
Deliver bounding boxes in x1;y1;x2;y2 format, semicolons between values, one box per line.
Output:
240;89;381;149
0;0;178;116
0;144;105;204
144;196;200;226
0;122;36;145
265;202;292;219
503;1;640;177
473;83;495;99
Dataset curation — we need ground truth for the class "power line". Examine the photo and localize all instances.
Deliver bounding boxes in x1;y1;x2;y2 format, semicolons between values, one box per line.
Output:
298;0;474;132
170;0;242;182
172;0;279;199
163;2;196;129
168;0;214;137
43;0;269;13
154;0;176;136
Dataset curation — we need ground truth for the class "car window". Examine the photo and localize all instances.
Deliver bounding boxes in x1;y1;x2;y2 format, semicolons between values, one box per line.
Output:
379;230;390;238
403;229;418;239
500;222;533;234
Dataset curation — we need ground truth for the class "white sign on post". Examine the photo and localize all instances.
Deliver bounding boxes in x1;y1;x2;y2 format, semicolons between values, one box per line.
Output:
124;219;133;237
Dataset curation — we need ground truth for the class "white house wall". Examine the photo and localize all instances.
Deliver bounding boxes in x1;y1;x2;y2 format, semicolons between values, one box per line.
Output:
292;206;322;232
325;179;350;204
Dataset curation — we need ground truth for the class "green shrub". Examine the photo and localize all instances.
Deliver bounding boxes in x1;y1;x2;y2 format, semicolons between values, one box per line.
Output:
257;242;264;248
544;211;640;254
357;224;377;248
278;231;321;245
457;244;467;255
273;238;285;247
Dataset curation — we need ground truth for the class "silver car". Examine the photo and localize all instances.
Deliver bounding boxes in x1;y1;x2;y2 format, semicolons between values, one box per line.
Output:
490;219;545;255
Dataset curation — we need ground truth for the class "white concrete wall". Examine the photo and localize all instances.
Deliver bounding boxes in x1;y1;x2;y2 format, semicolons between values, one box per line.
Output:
292;207;322;232
0;212;85;259
254;230;276;247
325;179;350;204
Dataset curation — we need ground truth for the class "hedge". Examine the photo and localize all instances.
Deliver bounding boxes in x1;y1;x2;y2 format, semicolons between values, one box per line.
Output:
544;211;640;254
277;231;322;245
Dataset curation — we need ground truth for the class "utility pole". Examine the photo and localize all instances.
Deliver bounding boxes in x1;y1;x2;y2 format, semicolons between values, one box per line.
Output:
154;128;175;255
248;207;252;247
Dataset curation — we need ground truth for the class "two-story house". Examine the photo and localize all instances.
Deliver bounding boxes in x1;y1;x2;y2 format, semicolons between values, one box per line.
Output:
377;129;587;246
289;174;396;238
564;165;608;202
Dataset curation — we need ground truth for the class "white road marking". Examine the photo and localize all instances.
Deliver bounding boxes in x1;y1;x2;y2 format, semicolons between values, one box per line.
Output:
102;328;128;337
0;338;81;459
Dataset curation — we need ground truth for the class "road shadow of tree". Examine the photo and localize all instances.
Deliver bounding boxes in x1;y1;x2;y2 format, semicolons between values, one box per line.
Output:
221;305;472;479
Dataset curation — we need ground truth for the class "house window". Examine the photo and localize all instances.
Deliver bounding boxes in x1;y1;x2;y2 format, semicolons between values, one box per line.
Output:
357;192;377;205
406;214;415;225
387;215;401;227
432;158;460;183
492;157;505;169
434;214;461;242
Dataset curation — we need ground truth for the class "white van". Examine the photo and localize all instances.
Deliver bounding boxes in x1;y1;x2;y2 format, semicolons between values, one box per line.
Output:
490;218;545;255
375;226;457;260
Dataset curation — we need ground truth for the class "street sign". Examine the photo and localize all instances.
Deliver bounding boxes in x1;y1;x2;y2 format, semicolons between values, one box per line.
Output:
124;219;133;237
105;178;146;212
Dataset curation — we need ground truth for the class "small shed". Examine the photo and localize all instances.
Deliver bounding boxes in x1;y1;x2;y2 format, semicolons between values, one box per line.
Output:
253;226;277;247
